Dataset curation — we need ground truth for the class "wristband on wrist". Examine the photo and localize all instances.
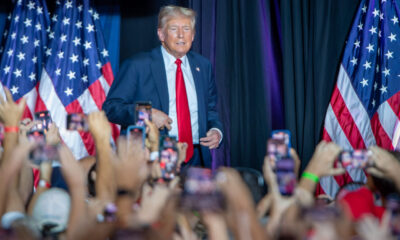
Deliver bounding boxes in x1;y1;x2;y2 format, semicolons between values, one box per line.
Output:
38;179;51;188
301;172;319;183
4;126;19;133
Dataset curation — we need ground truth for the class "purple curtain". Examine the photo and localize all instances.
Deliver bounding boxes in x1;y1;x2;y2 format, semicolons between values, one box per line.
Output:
189;0;284;171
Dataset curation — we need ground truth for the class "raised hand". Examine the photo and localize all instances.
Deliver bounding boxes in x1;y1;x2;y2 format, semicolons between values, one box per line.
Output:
0;88;26;127
88;111;111;142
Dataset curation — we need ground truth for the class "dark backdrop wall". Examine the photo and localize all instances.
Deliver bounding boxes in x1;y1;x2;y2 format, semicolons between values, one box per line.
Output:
188;0;284;170
119;0;188;63
280;0;361;170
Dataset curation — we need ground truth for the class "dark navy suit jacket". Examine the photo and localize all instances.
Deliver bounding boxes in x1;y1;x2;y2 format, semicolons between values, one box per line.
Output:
103;47;223;167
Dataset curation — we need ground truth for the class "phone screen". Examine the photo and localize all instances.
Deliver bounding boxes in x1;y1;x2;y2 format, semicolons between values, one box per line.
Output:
27;129;45;143
267;138;288;170
135;102;152;127
275;157;296;196
127;126;145;148
159;136;178;180
66;113;88;132
29;144;59;165
271;129;291;152
338;150;371;170
180;167;225;212
34;111;52;130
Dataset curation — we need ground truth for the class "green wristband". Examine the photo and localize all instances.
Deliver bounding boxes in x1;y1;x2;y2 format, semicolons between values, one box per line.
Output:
302;172;319;183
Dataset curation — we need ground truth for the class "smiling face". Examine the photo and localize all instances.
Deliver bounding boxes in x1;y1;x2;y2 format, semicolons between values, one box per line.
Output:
157;16;195;59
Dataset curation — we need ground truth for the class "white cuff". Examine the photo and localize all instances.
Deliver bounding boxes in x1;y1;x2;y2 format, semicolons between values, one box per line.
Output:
210;128;223;145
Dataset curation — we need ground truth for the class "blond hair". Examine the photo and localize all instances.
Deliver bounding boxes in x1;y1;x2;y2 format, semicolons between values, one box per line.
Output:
158;5;196;30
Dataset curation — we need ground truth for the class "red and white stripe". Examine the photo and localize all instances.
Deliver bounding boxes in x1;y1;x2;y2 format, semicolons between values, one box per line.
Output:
37;62;119;160
321;64;399;197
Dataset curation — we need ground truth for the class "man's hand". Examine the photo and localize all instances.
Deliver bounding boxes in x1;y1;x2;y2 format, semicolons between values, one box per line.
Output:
200;129;221;149
151;108;172;130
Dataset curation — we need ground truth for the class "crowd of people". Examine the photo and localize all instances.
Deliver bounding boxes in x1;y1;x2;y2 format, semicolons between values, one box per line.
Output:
0;88;399;240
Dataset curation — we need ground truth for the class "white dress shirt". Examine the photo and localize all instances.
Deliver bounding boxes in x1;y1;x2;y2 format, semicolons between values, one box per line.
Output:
161;46;200;144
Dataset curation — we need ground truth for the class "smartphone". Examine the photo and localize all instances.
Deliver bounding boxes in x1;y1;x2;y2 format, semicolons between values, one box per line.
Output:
275;157;296;196
386;194;400;236
180;167;225;212
34;111;52;130
66;113;88;132
338;150;371;170
127;125;145;148
267;138;289;170
271;129;291;155
135;102;152;127
27;129;45;143
159;136;179;180
29;144;59;165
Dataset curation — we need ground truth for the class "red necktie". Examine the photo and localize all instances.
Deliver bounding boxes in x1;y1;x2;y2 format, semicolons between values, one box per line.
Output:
175;59;194;163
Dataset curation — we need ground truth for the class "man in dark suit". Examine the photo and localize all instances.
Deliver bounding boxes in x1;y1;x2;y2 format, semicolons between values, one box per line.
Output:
103;5;223;168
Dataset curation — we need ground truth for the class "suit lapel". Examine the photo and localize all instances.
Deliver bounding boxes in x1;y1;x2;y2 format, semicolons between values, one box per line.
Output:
188;52;206;137
151;48;169;113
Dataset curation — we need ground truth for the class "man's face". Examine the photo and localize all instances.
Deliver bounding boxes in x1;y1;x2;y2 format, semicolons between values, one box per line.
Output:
158;16;195;59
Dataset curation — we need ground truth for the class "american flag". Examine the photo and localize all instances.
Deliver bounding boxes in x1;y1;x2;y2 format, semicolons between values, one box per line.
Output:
319;0;400;198
0;0;50;118
37;0;118;159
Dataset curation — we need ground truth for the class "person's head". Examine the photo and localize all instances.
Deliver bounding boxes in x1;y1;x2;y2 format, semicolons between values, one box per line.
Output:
32;188;71;237
157;5;196;59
